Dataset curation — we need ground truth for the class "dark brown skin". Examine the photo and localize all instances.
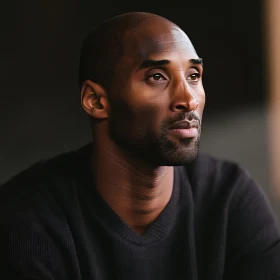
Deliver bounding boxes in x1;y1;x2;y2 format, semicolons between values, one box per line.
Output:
80;13;205;235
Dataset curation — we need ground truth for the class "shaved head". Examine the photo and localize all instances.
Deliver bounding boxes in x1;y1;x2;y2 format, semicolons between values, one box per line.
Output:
78;12;178;90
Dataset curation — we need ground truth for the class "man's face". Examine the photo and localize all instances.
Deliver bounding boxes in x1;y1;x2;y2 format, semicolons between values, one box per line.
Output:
107;20;205;166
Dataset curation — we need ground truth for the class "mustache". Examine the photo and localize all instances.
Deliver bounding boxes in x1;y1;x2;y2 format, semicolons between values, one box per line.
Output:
162;112;201;129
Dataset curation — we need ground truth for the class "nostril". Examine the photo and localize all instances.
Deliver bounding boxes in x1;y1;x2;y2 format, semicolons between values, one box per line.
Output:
175;105;187;111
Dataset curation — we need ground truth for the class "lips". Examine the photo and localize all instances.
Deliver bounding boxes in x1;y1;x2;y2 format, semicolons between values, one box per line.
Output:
167;120;199;139
168;120;199;130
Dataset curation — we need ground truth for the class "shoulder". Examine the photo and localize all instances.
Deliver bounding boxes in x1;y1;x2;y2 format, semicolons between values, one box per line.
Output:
2;144;90;183
184;152;262;210
185;153;280;242
187;152;251;190
0;144;91;217
1;144;91;188
0;146;92;269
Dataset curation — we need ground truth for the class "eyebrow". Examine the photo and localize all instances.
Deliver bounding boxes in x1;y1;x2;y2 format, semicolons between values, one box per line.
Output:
138;59;170;70
190;58;203;66
138;57;203;70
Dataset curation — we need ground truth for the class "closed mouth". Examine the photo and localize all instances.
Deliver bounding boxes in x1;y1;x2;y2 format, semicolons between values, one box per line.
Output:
168;120;199;130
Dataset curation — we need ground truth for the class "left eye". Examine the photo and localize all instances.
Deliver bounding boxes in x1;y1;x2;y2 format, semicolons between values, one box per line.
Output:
188;73;201;81
149;73;166;81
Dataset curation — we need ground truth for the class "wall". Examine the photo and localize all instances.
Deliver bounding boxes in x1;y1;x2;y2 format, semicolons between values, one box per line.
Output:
2;0;277;218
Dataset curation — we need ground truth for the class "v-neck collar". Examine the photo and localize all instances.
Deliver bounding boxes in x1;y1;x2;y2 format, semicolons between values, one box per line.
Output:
77;144;189;246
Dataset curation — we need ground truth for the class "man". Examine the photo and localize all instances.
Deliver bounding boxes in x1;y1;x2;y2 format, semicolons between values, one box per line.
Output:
0;11;280;280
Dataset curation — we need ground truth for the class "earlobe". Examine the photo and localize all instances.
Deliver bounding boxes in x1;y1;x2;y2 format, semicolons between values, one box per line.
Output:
80;80;109;119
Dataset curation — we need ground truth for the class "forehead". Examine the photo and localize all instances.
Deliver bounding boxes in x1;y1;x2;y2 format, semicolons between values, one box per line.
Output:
121;20;198;66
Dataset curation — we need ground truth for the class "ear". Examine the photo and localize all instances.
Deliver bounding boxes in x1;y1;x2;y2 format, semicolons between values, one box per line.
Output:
80;80;109;119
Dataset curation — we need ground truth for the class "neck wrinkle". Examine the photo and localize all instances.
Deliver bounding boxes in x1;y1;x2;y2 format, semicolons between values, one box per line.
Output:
90;140;174;234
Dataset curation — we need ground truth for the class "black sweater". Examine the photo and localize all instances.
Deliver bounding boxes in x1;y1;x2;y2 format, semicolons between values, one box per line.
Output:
0;144;280;280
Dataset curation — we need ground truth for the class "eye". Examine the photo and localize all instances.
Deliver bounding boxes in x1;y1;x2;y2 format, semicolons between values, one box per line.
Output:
147;73;167;82
187;73;201;82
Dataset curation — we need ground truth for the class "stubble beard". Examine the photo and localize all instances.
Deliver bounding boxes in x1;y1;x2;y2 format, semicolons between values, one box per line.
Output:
109;124;201;167
155;127;201;166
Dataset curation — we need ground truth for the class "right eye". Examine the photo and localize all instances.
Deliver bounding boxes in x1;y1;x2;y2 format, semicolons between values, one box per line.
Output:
146;73;167;82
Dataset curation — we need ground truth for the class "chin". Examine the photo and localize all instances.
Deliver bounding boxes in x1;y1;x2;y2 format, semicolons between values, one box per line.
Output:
157;137;200;166
164;151;198;166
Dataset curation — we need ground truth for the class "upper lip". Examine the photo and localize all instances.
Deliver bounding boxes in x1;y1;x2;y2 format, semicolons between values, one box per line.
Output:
168;120;199;130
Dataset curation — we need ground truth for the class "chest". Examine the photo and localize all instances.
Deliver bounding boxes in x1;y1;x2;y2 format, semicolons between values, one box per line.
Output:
70;215;228;280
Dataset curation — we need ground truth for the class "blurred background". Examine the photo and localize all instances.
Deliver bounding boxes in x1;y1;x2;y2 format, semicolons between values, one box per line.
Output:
1;0;280;219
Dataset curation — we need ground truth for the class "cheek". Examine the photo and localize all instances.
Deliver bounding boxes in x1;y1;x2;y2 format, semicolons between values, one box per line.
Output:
130;122;149;140
133;103;165;134
118;87;166;118
109;80;168;131
113;98;166;139
196;87;206;117
135;95;167;124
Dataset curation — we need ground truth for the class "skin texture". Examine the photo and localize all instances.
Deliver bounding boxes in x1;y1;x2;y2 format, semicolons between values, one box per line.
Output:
80;12;205;234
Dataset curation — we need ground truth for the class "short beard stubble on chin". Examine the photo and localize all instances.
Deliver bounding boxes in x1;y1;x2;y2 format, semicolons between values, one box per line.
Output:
108;111;202;167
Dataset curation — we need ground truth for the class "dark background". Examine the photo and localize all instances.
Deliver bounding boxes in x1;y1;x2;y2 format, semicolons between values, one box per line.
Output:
3;0;276;215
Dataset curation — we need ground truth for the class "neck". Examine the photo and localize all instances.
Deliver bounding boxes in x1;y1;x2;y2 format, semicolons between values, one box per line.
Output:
91;139;174;235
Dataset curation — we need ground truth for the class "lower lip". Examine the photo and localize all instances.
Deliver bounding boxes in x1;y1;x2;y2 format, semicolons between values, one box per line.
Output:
168;128;198;138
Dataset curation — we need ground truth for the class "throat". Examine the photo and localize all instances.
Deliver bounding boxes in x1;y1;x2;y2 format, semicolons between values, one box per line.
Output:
118;186;174;235
91;143;174;235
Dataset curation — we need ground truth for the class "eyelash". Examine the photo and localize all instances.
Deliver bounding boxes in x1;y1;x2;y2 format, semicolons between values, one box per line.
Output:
147;72;201;82
148;73;166;81
188;73;201;81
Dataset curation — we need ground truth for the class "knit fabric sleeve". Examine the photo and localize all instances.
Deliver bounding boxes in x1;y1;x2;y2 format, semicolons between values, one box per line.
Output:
0;175;80;280
0;222;71;280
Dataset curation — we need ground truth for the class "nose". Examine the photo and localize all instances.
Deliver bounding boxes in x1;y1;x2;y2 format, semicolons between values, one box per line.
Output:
170;80;199;112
